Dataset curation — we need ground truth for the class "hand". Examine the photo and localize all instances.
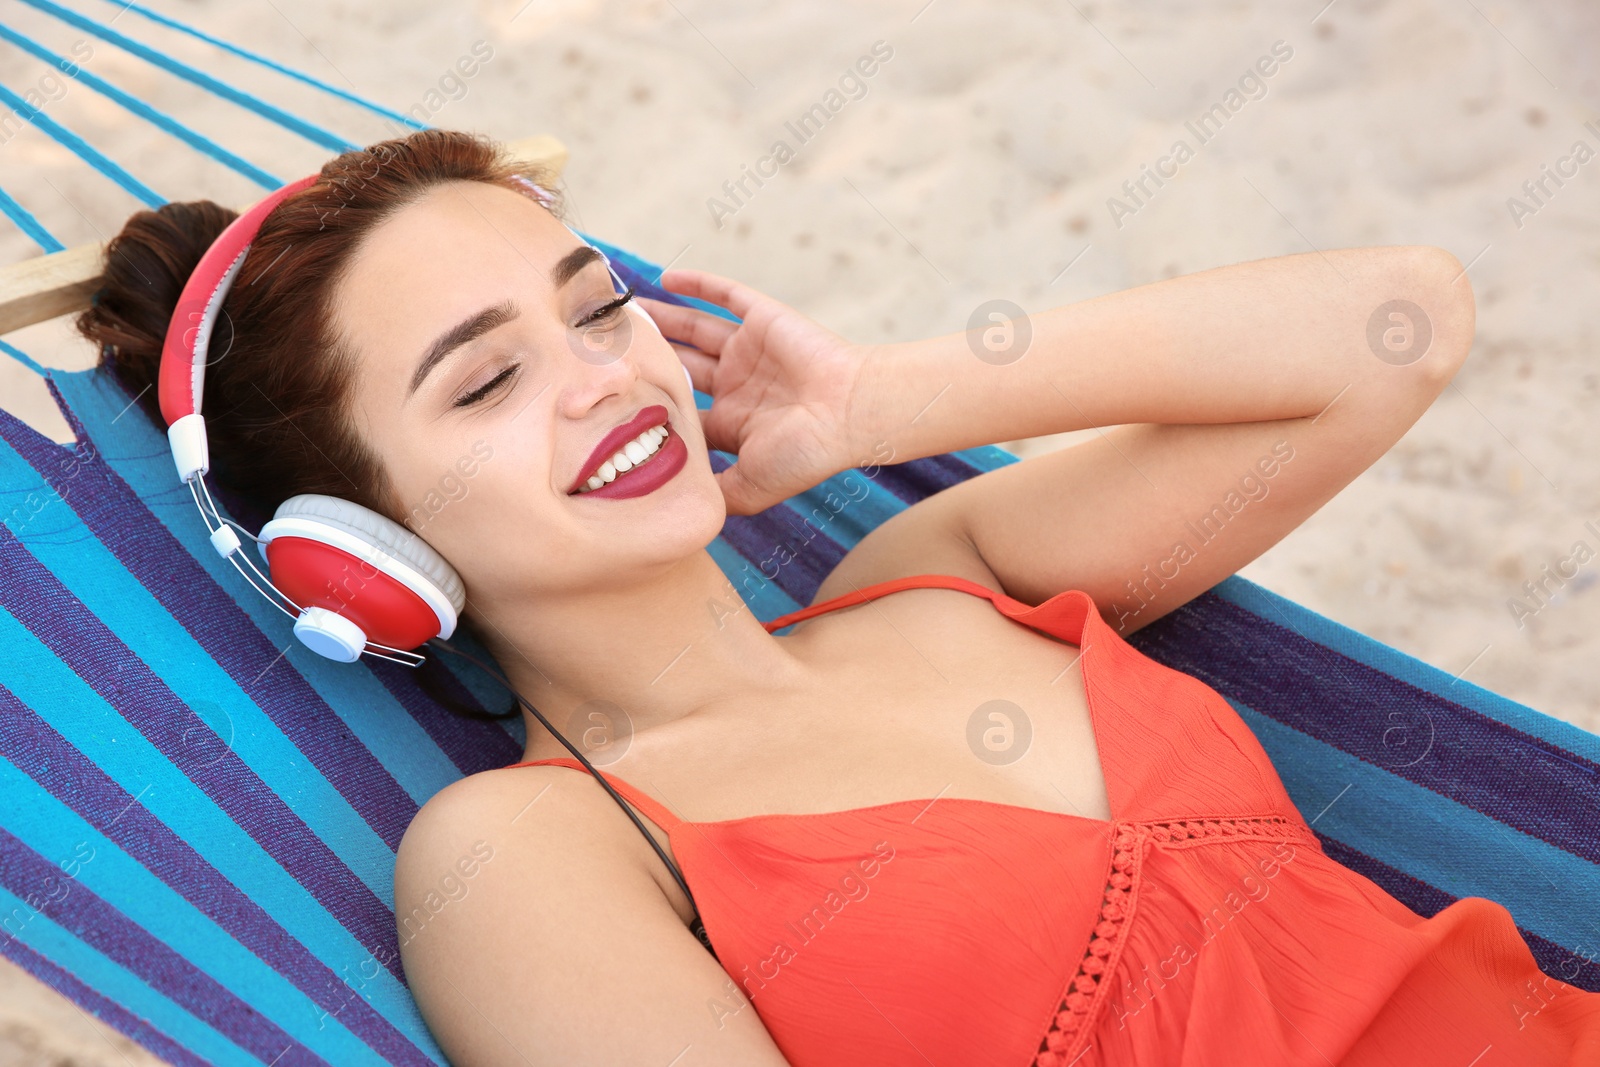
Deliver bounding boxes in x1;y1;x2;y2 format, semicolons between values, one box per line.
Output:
639;268;874;516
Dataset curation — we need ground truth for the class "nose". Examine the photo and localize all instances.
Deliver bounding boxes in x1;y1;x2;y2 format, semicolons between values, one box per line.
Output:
557;322;644;418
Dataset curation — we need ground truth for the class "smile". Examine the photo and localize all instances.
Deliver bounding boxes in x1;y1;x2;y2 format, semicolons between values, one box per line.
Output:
574;424;667;493
570;421;688;500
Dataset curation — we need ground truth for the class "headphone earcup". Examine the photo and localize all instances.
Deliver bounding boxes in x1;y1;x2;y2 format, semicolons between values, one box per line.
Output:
258;494;465;660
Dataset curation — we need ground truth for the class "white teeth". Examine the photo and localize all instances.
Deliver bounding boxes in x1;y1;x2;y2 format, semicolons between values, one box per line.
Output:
575;425;669;494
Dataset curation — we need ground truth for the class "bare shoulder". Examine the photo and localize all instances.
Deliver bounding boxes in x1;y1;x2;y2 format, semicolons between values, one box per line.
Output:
809;479;1003;606
396;763;659;914
396;765;789;1065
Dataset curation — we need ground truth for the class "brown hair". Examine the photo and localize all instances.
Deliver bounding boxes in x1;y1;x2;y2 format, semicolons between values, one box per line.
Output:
76;128;563;717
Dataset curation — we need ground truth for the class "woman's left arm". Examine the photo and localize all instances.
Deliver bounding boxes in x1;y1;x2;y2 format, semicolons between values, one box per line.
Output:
848;245;1476;634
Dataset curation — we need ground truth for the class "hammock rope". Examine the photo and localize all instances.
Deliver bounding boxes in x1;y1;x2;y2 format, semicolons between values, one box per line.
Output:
17;0;359;153
90;0;428;132
0;22;283;190
0;182;63;254
0;337;47;376
0;81;164;207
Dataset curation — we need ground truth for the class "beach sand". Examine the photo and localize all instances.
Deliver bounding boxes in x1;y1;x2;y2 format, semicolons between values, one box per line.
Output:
0;0;1595;1061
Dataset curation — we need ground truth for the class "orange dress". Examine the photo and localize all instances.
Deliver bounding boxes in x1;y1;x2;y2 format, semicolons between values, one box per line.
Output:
506;574;1600;1066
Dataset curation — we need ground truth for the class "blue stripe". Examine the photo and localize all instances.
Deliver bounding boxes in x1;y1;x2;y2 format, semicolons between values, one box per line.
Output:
0;547;406;984
0;881;254;1065
0;857;292;1067
0;935;209;1067
0;606;435;1053
95;0;428;130
1211;573;1600;762
1235;703;1600;957
1315;835;1600;993
1134;583;1600;865
0;758;387;1065
0;184;64;253
1;394;428;854
0;23;281;189
0;438;400;898
49;368;479;804
0;82;162;206
0;337;49;375
0;686;440;1065
17;0;357;154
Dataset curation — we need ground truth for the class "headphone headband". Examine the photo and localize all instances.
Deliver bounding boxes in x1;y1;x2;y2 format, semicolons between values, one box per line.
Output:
157;172;575;481
158;173;320;481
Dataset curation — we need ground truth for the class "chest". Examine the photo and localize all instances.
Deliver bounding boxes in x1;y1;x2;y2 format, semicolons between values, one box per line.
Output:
615;588;1113;824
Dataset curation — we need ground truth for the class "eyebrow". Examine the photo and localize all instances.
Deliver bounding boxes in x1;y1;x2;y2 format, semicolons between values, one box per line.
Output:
406;244;606;400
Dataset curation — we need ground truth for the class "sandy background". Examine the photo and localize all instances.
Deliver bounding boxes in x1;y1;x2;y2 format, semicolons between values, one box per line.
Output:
1;0;1596;1062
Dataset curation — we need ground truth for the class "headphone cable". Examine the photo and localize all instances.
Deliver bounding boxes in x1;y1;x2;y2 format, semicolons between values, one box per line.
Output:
425;637;715;956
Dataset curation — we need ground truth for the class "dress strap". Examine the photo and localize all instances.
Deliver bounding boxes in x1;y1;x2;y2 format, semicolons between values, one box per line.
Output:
763;573;1101;646
502;757;684;833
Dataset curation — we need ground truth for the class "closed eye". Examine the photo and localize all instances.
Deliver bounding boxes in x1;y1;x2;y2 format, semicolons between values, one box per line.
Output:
578;287;635;327
453;364;518;407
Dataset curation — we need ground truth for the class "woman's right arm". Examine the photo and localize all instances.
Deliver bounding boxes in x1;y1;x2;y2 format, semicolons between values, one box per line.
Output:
396;768;793;1066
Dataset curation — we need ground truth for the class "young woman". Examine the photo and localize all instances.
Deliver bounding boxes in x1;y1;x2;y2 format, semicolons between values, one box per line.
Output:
81;129;1598;1067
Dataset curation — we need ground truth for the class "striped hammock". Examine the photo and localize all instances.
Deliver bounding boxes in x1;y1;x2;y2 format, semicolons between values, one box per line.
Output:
1;3;1596;1064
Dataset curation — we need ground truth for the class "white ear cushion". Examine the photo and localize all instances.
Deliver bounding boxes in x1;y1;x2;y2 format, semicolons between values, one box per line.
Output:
269;494;466;613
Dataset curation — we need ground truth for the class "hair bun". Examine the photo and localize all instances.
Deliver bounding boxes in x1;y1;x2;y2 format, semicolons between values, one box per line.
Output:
76;199;239;427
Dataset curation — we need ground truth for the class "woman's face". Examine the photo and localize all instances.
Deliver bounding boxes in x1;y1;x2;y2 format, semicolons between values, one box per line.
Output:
332;179;725;612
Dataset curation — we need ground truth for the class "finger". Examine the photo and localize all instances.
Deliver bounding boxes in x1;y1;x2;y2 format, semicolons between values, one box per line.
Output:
637;296;739;355
658;268;765;320
669;344;718;395
714;462;777;518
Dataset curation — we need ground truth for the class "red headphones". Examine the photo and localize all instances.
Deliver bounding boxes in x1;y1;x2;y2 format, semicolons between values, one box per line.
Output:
157;172;671;665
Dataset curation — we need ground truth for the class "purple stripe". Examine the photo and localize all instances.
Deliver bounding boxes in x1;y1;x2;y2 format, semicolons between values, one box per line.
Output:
4;389;419;852
0;683;434;1066
367;656;520;774
0;934;210;1067
1317;833;1600;994
0;529;405;983
873;451;988;504
719;491;848;608
1128;591;1600;865
0;826;330;1066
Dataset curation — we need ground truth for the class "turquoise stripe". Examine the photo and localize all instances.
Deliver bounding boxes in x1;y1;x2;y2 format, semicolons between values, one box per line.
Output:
96;0;427;130
0;609;439;1058
0;338;48;375
705;536;804;621
52;369;469;803
0;758;384;1066
0;440;397;900
0;82;163;207
0;184;64;253
18;0;355;154
1214;575;1600;763
1237;704;1600;952
0;881;253;1067
0;23;281;189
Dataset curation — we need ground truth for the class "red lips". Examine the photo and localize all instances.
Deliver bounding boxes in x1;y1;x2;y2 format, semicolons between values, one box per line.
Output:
567;404;670;494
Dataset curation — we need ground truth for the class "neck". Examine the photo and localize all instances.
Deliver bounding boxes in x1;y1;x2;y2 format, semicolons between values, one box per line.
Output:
467;551;813;762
